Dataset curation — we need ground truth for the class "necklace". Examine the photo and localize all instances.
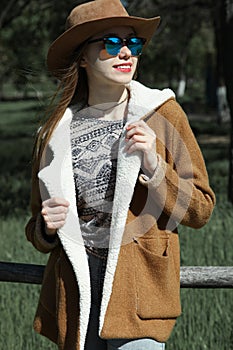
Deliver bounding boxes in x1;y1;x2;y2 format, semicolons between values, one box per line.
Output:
87;94;128;113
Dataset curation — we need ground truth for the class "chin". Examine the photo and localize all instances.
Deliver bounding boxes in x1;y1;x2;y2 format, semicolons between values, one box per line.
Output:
112;75;134;85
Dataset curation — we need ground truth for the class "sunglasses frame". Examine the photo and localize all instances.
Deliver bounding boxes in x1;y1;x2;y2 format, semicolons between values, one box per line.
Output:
88;35;146;56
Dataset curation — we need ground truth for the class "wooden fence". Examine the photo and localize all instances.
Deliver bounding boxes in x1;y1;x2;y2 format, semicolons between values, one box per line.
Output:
0;261;233;288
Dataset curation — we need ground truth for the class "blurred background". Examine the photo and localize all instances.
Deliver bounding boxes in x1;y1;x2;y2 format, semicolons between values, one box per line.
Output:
0;0;233;349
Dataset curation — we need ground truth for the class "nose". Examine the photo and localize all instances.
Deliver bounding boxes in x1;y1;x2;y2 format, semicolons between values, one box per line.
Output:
118;45;132;59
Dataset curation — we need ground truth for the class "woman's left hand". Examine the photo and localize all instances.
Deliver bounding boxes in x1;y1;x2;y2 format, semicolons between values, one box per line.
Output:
125;120;158;175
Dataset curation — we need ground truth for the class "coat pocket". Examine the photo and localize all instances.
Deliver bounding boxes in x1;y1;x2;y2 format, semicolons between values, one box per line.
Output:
133;234;181;319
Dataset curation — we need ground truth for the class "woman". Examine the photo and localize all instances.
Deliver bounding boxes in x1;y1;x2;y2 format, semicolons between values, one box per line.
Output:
25;0;215;349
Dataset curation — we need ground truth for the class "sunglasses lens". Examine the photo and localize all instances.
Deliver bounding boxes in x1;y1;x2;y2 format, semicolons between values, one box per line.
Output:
128;38;144;56
105;37;122;55
103;36;145;56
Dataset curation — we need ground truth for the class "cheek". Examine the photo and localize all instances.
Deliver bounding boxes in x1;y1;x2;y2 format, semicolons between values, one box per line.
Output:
86;57;110;76
132;58;138;74
99;48;113;60
84;43;103;65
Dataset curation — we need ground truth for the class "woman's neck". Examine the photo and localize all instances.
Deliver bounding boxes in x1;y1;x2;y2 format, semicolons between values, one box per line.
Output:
88;84;128;106
87;85;129;121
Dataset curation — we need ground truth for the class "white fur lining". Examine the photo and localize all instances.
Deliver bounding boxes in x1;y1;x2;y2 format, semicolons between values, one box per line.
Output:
38;109;90;350
128;80;175;114
38;81;175;350
99;124;142;332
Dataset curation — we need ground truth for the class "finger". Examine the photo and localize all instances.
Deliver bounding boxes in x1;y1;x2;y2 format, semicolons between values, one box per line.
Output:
45;220;66;230
126;138;156;154
42;205;69;215
126;120;147;129
43;212;67;223
126;122;155;139
125;127;145;140
126;120;154;131
126;142;147;154
42;197;70;209
43;214;67;230
125;135;146;152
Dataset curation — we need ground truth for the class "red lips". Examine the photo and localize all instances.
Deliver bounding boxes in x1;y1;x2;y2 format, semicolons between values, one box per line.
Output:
113;63;132;72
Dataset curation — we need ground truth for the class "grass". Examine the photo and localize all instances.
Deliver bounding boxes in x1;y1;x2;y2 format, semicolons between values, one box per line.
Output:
0;100;233;349
0;99;56;349
0;216;56;350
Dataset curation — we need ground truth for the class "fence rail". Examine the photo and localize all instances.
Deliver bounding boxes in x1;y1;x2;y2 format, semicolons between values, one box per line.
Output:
0;261;233;288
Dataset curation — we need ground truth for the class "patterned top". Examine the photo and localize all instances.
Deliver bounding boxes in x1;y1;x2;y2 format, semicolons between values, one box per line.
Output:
70;112;124;249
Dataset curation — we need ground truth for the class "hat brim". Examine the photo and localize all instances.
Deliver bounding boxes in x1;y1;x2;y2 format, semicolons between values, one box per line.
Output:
47;16;160;76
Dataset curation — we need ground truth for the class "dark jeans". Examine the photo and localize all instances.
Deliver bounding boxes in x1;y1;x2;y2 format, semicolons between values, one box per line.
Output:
84;250;165;350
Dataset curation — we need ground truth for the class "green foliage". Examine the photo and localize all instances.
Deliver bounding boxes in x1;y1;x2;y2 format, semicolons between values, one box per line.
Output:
0;2;50;95
0;100;40;217
0;100;233;349
0;0;217;104
129;0;215;95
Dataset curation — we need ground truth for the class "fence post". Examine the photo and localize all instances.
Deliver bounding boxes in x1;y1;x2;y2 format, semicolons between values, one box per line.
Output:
0;262;233;287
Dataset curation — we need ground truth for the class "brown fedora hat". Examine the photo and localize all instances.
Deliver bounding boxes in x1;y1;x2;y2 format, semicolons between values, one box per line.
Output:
47;0;160;76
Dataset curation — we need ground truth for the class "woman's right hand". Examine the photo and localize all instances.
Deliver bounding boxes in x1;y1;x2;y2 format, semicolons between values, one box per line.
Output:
41;197;70;236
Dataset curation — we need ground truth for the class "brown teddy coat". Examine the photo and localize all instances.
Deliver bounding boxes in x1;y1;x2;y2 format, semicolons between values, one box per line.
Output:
25;80;215;350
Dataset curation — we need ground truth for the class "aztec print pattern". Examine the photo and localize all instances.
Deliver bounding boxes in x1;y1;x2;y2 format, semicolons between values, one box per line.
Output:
70;115;124;248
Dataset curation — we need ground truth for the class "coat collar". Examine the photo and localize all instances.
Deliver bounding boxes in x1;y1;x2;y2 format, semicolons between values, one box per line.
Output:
38;80;175;350
128;80;175;114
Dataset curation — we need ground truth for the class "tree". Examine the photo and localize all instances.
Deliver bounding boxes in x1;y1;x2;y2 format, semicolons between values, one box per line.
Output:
0;0;86;99
126;0;215;103
0;0;52;99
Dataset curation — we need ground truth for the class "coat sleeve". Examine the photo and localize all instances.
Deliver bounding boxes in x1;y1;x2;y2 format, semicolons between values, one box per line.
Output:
25;157;60;254
139;99;216;229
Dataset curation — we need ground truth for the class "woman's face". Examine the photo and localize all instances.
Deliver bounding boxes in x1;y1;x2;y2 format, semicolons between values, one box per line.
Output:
81;26;139;89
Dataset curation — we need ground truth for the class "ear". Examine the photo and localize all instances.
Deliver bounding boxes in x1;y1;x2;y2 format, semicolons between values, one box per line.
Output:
80;55;87;68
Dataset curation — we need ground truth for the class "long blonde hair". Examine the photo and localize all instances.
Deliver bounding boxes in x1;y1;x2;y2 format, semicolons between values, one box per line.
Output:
33;43;88;163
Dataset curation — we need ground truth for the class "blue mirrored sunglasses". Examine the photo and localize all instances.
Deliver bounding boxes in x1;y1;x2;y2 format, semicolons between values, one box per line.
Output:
88;36;146;56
